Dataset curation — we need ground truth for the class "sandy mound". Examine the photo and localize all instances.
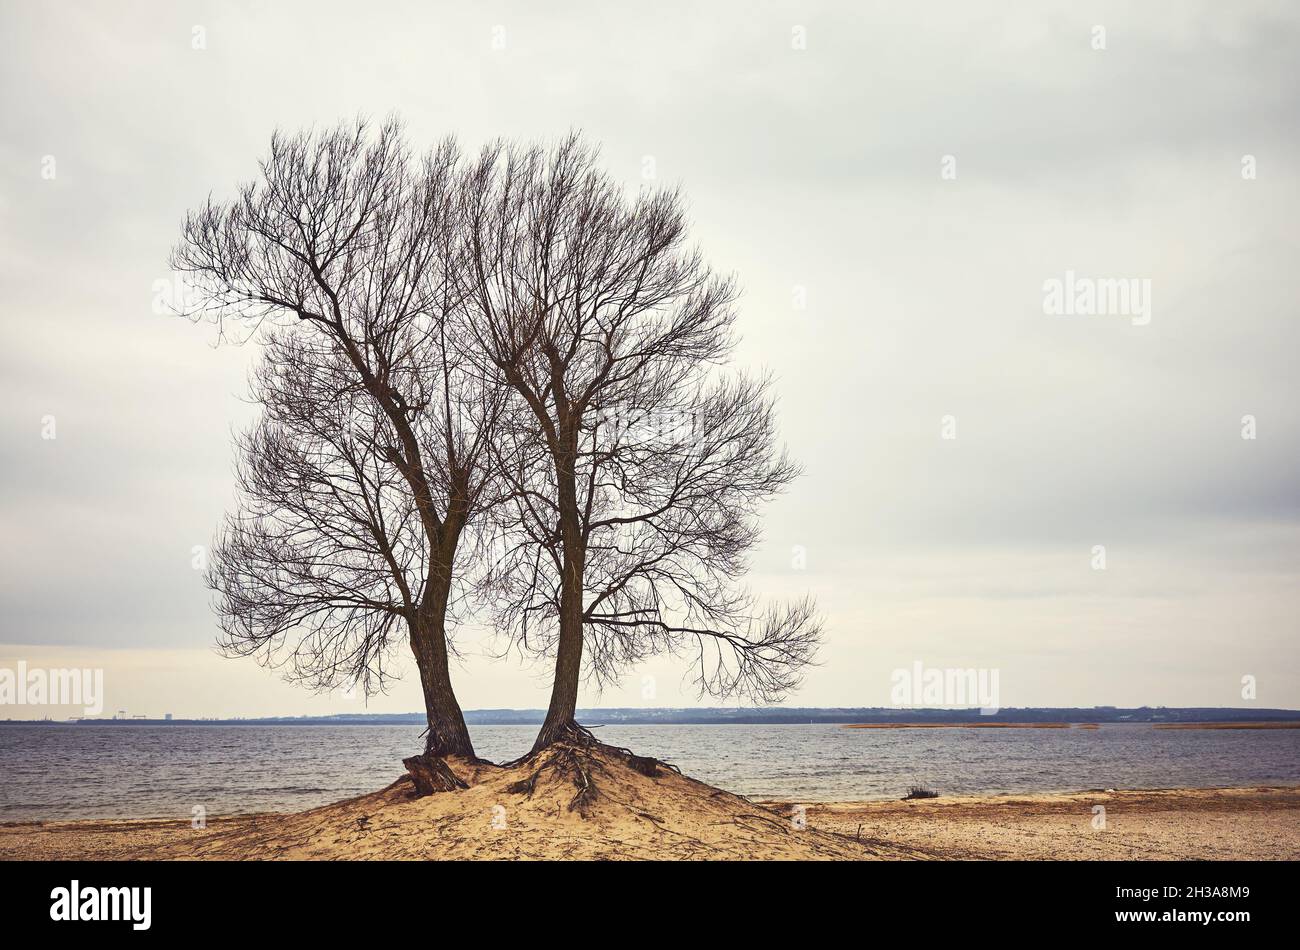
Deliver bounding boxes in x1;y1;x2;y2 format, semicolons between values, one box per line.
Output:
102;741;917;860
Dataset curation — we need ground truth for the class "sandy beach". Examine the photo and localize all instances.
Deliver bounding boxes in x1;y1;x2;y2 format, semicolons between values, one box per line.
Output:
2;743;1295;861
781;786;1300;860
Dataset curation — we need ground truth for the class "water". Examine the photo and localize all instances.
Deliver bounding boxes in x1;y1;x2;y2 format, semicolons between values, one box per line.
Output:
1;723;1297;821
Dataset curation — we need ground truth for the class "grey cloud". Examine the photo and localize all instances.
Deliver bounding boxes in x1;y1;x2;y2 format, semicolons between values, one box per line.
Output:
0;0;1295;708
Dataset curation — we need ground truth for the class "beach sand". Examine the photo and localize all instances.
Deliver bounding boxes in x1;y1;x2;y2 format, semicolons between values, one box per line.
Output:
774;786;1300;860
2;744;1295;861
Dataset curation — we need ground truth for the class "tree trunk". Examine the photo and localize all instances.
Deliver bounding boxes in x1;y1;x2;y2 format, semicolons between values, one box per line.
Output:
409;593;475;758
530;578;584;751
531;447;586;753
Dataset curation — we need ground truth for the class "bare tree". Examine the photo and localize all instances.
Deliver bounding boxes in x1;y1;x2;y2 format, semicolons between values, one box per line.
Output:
174;120;503;760
459;136;822;753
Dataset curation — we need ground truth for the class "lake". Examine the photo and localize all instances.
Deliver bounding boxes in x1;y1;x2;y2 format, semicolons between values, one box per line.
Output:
2;722;1297;821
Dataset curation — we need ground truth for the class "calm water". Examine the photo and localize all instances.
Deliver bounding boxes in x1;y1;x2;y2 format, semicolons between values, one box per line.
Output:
1;723;1297;821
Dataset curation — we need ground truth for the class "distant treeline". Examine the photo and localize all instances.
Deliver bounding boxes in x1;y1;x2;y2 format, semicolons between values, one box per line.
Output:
10;707;1299;726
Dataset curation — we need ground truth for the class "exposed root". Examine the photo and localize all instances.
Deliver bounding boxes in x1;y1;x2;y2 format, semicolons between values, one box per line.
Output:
597;742;681;777
505;771;540;798
538;721;681;774
624;753;664;777
401;752;469;797
503;727;684;819
518;743;605;816
567;756;597;815
558;720;600;745
510;719;600;763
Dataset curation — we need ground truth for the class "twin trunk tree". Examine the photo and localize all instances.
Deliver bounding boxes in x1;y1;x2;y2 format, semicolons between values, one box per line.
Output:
177;121;822;763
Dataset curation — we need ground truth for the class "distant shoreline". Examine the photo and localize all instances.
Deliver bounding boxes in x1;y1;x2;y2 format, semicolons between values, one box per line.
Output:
845;722;1077;729
844;721;1300;730
5;706;1299;727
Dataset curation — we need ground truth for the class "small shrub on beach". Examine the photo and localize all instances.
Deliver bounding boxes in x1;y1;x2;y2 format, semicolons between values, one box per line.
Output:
904;786;940;800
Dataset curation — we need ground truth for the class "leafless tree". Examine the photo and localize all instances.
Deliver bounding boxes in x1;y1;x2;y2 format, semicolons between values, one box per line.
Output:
173;120;504;759
459;136;822;753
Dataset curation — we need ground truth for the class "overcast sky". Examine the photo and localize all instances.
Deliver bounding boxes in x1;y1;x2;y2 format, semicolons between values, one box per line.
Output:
2;1;1297;719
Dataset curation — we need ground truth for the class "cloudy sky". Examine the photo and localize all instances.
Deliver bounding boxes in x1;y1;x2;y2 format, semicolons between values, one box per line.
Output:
2;1;1297;718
